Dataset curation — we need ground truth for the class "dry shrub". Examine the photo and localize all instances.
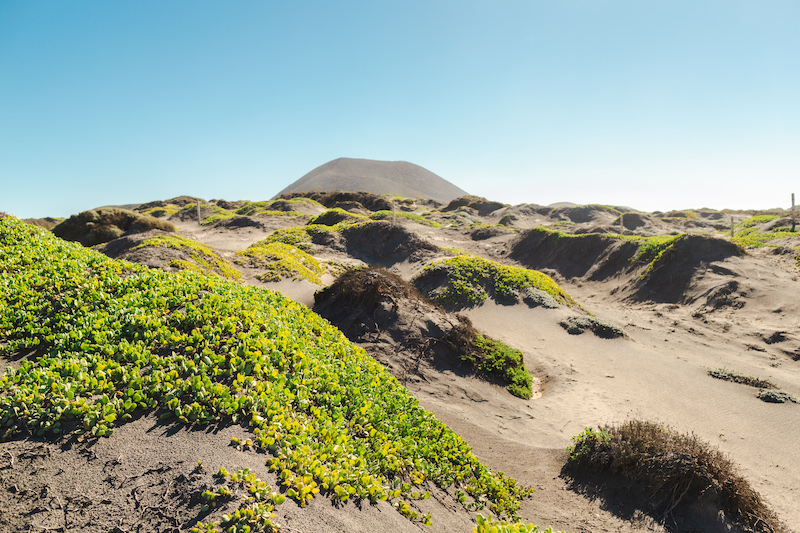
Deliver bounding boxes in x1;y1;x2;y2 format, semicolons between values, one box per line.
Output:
566;420;784;532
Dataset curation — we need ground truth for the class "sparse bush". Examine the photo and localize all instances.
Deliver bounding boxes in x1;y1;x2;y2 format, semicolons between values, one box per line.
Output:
757;389;798;404
559;316;626;339
708;368;775;389
499;213;518;226
565;420;783;533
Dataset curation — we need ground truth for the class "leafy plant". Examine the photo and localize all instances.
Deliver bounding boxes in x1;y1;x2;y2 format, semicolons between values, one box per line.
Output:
474;513;563;533
0;217;532;524
134;233;241;280
413;255;576;309
236;242;324;284
470;335;532;399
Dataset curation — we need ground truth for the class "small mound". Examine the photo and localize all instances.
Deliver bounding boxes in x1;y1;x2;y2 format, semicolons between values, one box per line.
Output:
212;216;266;229
565;421;785;533
340;220;440;265
313;267;533;398
412;255;576;310
510;228;638;281
634;235;745;303
471;225;514;240
611;212;650;230
551;205;621;224
236;241;324;284
308;208;365;226
442;195;506;216
559;316;627;339
280;190;392;212
101;231;240;280
53;208;177;247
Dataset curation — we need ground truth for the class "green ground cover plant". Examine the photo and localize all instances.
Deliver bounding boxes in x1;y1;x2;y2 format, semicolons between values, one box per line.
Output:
735;215;779;229
474;513;563;533
258;220;375;252
634;234;686;265
469;335;532;399
733;227;797;248
414;255;576;308
134;234;242;280
0;217;531;526
566;420;782;532
236;242;324;284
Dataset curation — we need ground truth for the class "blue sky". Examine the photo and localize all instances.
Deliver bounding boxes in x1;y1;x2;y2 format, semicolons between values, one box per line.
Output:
1;1;798;219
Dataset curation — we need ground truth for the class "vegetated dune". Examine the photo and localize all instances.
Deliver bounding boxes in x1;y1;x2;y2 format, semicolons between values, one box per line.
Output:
275;157;468;203
53;207;177;246
313;267;535;399
7;190;800;532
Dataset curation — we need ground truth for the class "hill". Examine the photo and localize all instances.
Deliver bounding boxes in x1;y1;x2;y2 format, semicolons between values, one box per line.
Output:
274;158;468;203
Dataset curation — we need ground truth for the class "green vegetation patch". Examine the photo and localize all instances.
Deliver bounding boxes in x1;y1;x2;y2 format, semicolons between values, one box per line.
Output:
470;335;532;399
414;255;576;309
733;227;797;248
735;214;779;229
566;420;782;533
307;208;367;226
474;514;563;533
0;217;531;524
369;210;443;228
258;220;375;252
236;242;324;284
134;234;241;280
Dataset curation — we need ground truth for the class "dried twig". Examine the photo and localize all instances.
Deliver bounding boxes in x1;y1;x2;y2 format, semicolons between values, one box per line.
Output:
2;449;14;468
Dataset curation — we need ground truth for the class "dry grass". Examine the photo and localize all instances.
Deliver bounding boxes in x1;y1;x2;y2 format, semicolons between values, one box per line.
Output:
566;420;784;532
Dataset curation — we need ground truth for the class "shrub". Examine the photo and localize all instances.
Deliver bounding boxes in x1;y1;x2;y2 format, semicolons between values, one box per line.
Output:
559;316;626;339
565;420;783;532
708;368;775;389
757;389;798;404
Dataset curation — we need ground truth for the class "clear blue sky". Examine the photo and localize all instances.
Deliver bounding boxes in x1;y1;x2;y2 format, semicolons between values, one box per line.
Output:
2;1;798;219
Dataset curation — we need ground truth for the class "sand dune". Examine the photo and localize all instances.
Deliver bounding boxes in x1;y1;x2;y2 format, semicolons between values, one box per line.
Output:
3;191;799;532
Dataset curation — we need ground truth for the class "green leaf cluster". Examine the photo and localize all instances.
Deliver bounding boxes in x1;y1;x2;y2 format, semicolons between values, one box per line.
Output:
134;234;242;280
415;255;576;308
474;513;563;533
0;217;531;523
470;335;532;400
236;242;324;284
